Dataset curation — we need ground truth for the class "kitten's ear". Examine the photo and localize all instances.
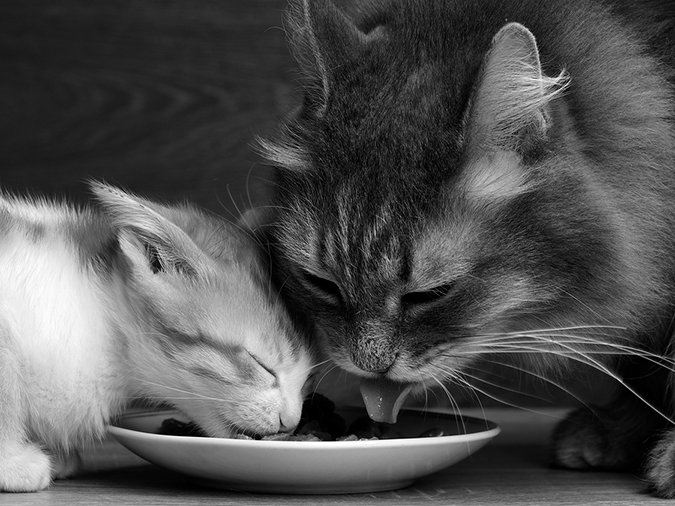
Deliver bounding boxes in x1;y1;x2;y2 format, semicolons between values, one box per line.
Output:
90;182;211;279
286;0;370;115
465;22;569;155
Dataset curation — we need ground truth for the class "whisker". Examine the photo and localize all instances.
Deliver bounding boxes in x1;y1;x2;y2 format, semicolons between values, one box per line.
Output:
449;372;565;419
459;368;555;405
476;324;627;338
132;377;229;404
478;358;596;413
311;363;339;395
449;341;674;425
428;373;468;436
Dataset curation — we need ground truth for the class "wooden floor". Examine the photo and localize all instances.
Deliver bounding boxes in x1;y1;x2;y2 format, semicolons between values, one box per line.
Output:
0;409;663;505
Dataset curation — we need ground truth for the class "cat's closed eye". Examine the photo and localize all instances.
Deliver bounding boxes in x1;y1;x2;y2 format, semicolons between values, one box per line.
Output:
401;283;456;307
247;351;277;383
300;271;343;304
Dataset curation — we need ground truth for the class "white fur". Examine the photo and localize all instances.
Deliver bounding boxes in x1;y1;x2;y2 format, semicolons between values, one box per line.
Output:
0;186;312;492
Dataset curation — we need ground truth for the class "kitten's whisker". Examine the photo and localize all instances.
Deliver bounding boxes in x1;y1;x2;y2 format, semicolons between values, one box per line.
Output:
305;358;334;373
311;363;339;395
225;183;244;221
245;163;255;214
131;377;229;404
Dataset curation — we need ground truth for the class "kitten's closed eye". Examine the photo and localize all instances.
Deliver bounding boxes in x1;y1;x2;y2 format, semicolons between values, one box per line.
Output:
301;271;343;304
247;351;277;383
401;283;456;307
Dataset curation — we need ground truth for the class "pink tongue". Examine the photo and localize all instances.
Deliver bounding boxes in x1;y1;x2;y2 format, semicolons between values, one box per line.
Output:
359;378;413;424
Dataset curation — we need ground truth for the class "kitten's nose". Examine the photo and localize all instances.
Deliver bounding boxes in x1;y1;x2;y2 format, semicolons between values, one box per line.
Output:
278;404;301;433
278;415;296;433
278;418;292;433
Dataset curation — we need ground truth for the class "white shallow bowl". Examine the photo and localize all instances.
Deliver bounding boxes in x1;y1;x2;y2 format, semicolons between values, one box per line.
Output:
109;407;500;494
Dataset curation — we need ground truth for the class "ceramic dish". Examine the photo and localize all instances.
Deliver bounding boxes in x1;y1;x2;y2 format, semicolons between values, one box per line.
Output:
109;407;500;494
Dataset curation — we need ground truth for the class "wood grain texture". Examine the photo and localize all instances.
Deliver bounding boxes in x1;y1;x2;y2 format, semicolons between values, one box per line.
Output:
0;409;661;505
0;0;296;213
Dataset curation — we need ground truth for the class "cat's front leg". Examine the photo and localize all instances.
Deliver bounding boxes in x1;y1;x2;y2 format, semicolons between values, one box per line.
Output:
551;393;664;472
645;428;675;498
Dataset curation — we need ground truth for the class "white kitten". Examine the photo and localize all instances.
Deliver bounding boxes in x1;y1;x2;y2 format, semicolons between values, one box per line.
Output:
0;182;313;492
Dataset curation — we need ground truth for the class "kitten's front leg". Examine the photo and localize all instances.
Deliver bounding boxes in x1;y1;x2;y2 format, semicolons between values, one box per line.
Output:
0;441;52;492
0;347;51;492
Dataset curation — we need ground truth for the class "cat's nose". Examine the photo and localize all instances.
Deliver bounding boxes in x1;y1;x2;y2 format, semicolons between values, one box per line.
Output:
360;362;391;374
351;346;397;373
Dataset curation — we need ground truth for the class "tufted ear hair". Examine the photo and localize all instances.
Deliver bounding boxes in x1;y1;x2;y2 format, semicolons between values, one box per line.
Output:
464;22;569;155
286;0;372;116
90;181;212;279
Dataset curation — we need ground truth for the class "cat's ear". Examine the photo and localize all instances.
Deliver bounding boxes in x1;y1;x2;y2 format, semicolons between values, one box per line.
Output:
464;22;569;155
286;0;370;115
89;182;212;279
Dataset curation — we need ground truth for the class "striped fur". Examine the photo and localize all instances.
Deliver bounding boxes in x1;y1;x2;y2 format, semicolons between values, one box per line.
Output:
263;0;675;496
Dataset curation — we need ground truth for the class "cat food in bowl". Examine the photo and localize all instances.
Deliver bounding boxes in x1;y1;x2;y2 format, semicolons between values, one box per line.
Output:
157;393;445;441
110;396;500;494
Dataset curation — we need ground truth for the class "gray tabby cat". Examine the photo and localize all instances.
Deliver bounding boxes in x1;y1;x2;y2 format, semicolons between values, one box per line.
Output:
256;0;675;497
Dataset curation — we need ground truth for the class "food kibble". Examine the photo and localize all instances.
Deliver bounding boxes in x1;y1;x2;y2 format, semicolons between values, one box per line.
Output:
156;393;444;441
158;418;207;438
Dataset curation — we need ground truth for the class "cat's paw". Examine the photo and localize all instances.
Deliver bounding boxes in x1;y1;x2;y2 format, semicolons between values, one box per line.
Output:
0;443;52;492
551;407;636;471
645;429;675;498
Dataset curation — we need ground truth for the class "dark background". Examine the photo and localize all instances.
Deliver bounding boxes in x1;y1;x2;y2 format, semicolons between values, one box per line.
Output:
1;0;609;408
1;0;295;213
